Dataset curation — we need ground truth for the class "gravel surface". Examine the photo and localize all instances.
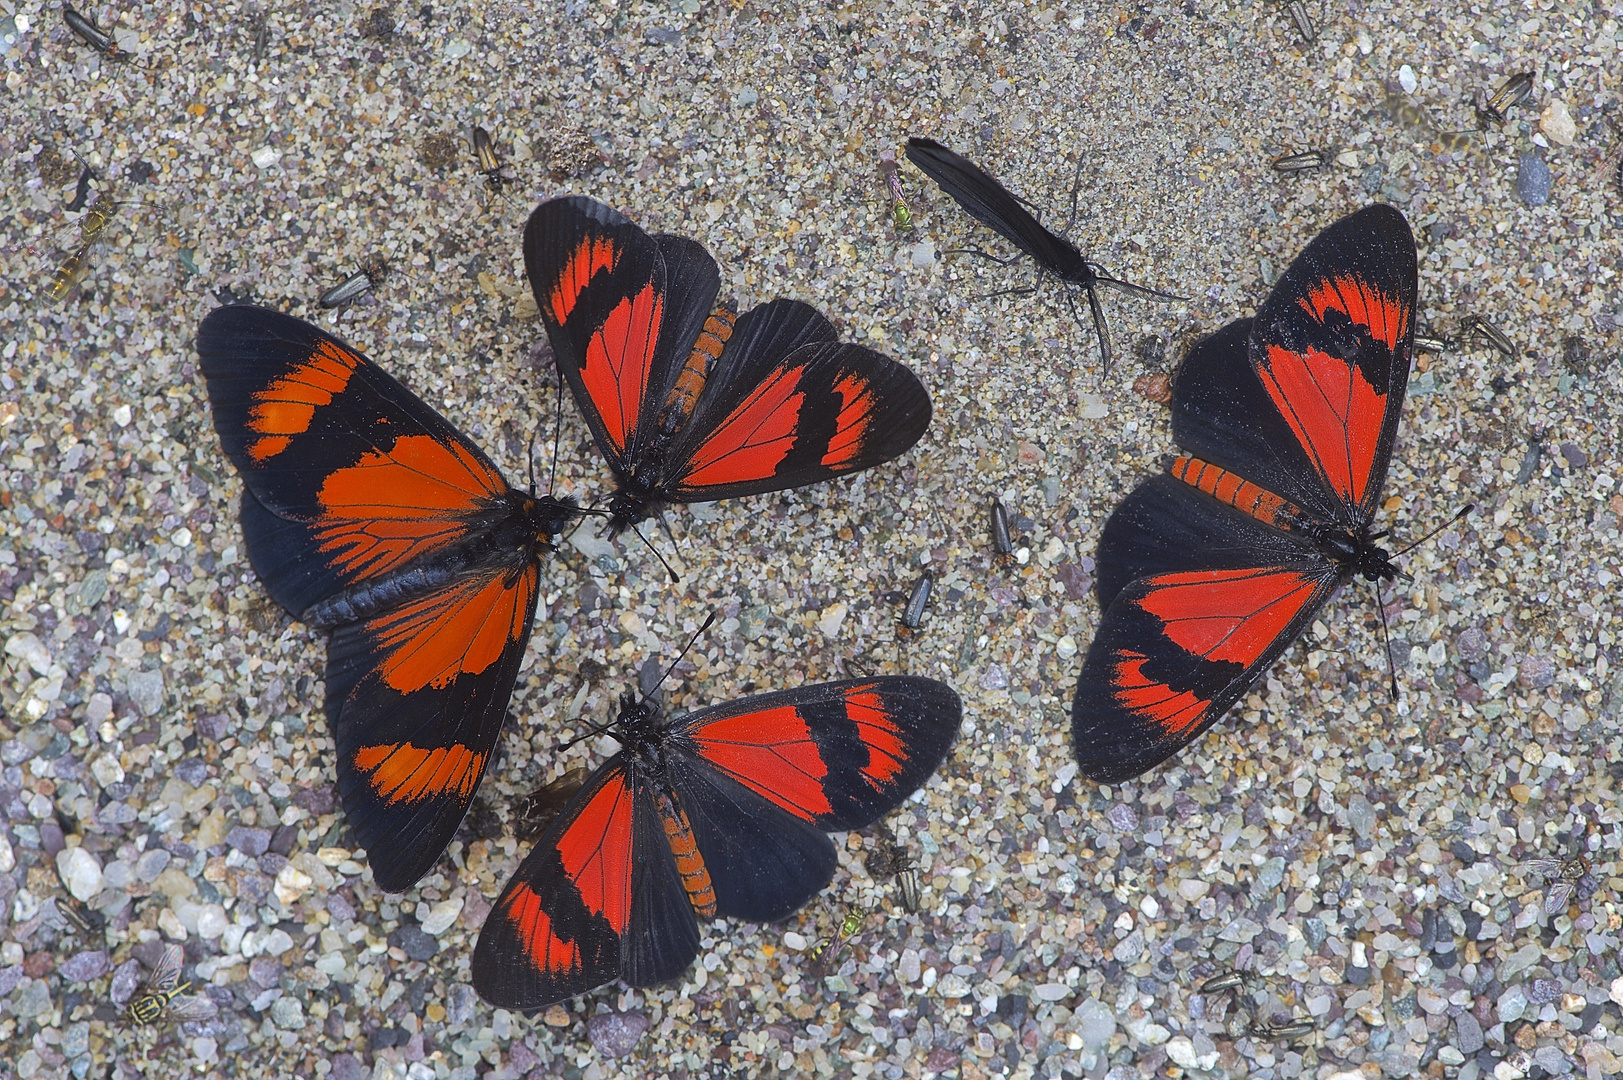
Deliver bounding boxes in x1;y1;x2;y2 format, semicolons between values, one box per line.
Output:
2;2;1621;1080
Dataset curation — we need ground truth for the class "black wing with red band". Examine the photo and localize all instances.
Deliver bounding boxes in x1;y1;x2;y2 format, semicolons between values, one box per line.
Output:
199;306;574;892
472;677;960;1009
524;197;933;526
1073;206;1416;783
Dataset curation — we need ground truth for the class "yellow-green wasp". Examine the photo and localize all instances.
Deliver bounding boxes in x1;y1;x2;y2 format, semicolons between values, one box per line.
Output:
125;944;216;1026
807;907;868;978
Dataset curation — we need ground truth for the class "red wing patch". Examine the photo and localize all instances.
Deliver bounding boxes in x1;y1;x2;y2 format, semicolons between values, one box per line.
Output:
677;365;807;489
503;882;587;977
820;372;880;468
363;564;537;694
1257;342;1386;508
1297;274;1405;351
579;283;664;454
246;339;362;461
1107;651;1210;735
842;688;908;788
548;234;620;324
313;435;508;580
554;772;636;933
1131;566;1323;667
682;705;835;821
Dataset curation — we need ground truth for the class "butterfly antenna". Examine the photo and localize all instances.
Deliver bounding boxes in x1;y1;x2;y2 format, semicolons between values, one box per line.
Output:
546;368;566;494
639;610;718;706
1393;504;1474;560
628;520;680;584
1373;577;1400;702
557;714;618;753
525;428;540;496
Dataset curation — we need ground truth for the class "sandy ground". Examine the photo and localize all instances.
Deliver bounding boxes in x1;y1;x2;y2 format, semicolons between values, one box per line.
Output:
1;2;1621;1079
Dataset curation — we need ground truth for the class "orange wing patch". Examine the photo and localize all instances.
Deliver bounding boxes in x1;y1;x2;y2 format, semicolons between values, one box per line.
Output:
844;689;907;788
363;564;536;693
1297;274;1406;351
353;742;484;803
548;235;619;324
579;285;663;453
1258;344;1385;507
820;372;878;469
504;882;586;976
313;435;508;579
246;339;363;461
685;705;835;821
1109;651;1210;735
678;367;806;488
1133;567;1321;666
555;775;636;934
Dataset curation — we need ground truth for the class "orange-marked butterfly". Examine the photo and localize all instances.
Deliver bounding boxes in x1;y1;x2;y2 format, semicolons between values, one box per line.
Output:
197;305;584;892
471;676;961;1008
524;196;934;535
1071;205;1419;782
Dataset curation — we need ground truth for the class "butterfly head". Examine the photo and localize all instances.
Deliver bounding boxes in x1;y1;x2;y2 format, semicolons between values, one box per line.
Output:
527;492;584;542
613;690;671;772
1322;529;1398;584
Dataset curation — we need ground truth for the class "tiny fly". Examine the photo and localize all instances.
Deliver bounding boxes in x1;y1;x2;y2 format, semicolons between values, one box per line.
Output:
1274;0;1317;42
1459;315;1515;358
64;4;132;60
125;944;217;1027
865;824;921;913
471;125;513;194
898;573;932;631
1477;72;1535;128
1524;847;1592;915
808;907;868;977
41;191;128;307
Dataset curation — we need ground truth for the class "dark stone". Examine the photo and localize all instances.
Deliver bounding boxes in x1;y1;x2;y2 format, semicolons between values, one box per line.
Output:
1455;628;1490;663
330;1054;366;1080
195;714;231;742
1463;910;1484;940
1516;154;1552;206
248;957;282;989
258;853;289;877
388;926;438;961
327;893;357;923
269;825;298;857
174;758;210;786
1451;841;1477;864
1344;962;1372;986
292;785;336;815
1526;978;1560;1005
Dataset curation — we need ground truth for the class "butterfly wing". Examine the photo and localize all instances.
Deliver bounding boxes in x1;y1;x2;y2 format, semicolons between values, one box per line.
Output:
523;197;720;478
472;758;701;1008
1074;473;1339;783
198;306;550;893
661;299;934;502
1172;205;1416;525
904;137;1083;273
669;678;961;921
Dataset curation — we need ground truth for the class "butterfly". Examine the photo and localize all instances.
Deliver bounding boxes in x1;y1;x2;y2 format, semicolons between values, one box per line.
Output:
470;676;961;1008
523;195;934;536
197;305;584;892
904;137;1182;370
1071;204;1420;782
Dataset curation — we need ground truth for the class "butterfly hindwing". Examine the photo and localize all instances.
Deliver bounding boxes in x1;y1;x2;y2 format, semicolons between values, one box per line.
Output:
327;562;539;891
666;301;934;501
472;764;634;1008
1074;476;1338;782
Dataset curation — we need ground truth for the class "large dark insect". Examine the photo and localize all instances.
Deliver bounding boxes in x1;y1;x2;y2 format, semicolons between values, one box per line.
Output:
905;137;1183;370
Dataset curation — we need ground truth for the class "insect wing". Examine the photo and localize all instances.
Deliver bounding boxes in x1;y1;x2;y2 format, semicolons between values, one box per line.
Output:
659;299;932;502
472;759;699;1008
1170;205;1416;526
517;766;593;843
904;137;1082;273
524;196;720;478
198;306;562;892
668;678;960;921
163;994;219;1023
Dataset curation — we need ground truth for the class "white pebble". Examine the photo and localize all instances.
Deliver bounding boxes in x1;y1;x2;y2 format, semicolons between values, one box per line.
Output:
1398;65;1418;93
56;847;102;902
250;146;281;169
1540;99;1576;146
909;240;936;269
419;896;464;936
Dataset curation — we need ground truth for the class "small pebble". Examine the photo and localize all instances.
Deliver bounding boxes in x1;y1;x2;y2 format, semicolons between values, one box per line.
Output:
1539;99;1576;145
1455;1012;1485;1053
587;1009;650;1058
1516;154;1551;207
59;951;110;983
389;926;438;962
226;827;272;857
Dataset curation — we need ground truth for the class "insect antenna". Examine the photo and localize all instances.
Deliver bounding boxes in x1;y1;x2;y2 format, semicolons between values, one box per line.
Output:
626;520;680;584
1392;504;1474;560
638;610;718;705
941;245;1026;267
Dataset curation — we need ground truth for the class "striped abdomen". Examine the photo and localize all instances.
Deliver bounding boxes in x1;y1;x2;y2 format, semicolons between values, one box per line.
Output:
1171;456;1310;533
655;789;716;917
656;309;735;437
